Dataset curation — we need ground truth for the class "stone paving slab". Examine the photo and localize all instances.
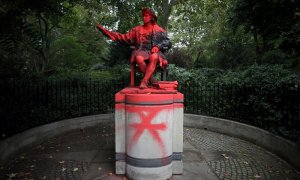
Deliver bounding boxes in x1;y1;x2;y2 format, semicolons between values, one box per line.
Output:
0;122;299;180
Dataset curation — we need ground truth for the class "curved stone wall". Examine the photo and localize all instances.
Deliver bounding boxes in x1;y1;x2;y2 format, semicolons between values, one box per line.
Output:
0;114;113;164
184;114;300;170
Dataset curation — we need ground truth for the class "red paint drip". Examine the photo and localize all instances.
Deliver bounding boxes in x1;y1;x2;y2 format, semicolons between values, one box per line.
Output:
126;105;172;157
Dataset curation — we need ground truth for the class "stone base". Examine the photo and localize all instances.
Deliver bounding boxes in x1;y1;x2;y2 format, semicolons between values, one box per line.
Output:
172;160;183;174
126;163;173;180
115;161;126;175
115;87;184;179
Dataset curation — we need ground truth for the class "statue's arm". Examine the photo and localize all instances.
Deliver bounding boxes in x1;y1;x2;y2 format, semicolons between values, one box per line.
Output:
97;24;135;45
97;25;117;41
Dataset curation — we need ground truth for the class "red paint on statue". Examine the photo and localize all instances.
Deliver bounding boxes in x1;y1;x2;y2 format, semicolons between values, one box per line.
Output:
126;105;172;157
174;103;184;108
97;8;171;89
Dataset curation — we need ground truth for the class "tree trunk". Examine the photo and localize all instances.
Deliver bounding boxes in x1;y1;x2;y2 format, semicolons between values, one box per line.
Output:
37;13;51;74
158;0;177;29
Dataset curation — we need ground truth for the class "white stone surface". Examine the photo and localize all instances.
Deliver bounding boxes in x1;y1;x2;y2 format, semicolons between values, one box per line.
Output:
126;163;172;180
115;107;125;154
126;105;173;159
172;160;183;174
115;161;126;174
114;92;185;178
173;105;183;153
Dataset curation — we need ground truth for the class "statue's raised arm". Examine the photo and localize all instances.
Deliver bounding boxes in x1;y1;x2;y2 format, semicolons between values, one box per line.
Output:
97;25;117;41
97;24;136;45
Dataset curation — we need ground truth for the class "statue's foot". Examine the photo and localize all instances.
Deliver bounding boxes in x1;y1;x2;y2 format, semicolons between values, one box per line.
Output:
139;81;148;89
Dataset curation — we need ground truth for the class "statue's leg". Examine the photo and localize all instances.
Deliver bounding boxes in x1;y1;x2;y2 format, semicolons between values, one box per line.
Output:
135;56;147;73
140;53;159;88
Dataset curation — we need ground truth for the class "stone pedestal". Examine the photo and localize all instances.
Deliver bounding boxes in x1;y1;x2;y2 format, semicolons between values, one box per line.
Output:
115;87;184;180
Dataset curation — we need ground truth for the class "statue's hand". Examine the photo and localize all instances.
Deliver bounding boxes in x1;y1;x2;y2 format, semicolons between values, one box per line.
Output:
97;24;104;31
151;46;159;53
162;60;168;68
159;58;168;69
97;24;116;41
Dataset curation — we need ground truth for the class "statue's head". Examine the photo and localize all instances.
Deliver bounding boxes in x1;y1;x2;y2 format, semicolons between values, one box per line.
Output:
142;8;157;23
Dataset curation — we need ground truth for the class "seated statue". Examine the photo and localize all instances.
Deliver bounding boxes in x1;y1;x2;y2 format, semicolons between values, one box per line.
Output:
97;8;172;89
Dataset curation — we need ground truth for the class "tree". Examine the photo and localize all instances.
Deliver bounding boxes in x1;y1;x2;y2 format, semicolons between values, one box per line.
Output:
230;0;300;66
169;0;248;68
0;0;78;76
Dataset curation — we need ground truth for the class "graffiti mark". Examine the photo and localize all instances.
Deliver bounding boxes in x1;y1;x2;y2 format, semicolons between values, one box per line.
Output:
126;105;172;157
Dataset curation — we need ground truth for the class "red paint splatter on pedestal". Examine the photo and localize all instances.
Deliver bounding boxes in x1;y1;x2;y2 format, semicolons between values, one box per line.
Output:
126;105;172;157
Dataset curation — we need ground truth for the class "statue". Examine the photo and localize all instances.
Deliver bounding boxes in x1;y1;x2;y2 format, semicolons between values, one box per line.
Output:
97;8;172;89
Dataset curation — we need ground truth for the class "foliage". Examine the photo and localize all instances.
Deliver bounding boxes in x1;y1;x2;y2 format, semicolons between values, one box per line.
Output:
1;0;299;77
166;48;193;68
51;35;95;72
216;65;299;141
169;0;241;68
230;0;300;67
0;0;74;76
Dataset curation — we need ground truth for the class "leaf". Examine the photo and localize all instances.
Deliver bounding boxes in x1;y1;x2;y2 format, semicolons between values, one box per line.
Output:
221;154;229;159
73;168;79;172
62;167;66;172
24;172;32;176
254;174;261;178
18;172;32;177
7;173;17;178
284;170;291;174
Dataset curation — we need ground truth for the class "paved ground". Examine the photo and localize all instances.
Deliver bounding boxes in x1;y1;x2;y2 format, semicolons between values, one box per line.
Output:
0;122;299;180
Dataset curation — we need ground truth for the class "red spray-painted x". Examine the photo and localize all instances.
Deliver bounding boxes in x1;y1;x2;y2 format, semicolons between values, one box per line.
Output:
126;105;172;157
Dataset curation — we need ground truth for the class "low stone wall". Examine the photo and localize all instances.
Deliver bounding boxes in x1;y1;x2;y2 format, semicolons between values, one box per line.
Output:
1;113;299;170
0;114;113;164
184;114;300;170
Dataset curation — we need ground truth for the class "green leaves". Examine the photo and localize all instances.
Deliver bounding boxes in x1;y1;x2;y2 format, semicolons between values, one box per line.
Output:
230;0;300;66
